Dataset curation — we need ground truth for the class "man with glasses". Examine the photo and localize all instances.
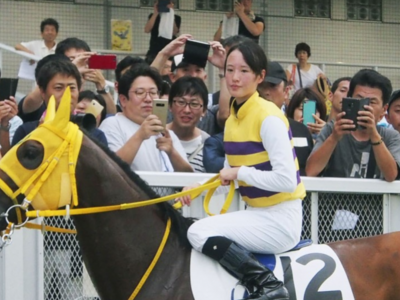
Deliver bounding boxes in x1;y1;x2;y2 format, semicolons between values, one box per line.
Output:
99;64;192;173
166;76;210;173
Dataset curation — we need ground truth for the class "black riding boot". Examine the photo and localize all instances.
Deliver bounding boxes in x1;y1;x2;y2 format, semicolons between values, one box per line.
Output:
202;237;289;300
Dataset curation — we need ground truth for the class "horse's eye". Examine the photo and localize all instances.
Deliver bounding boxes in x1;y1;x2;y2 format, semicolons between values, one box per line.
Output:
24;148;39;160
16;141;44;170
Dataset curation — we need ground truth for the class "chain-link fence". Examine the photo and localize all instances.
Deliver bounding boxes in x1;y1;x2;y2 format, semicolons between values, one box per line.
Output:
300;192;383;244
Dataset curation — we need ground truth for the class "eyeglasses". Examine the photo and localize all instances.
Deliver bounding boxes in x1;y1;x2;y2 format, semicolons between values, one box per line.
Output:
131;89;159;100
173;99;203;110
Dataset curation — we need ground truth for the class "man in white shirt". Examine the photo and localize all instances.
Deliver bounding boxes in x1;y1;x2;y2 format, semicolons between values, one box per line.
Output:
15;18;59;62
99;63;193;173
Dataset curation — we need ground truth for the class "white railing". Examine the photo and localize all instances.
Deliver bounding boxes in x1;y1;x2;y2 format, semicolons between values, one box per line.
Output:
1;173;400;300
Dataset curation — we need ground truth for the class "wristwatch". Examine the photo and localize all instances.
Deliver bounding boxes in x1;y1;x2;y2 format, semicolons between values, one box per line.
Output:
0;122;11;132
97;85;110;94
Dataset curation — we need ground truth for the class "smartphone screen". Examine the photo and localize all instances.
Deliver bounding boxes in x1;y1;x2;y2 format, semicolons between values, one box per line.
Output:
302;100;317;125
0;78;19;101
153;99;169;129
88;55;117;70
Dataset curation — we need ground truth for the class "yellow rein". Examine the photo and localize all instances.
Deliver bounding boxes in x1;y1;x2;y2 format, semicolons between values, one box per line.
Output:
128;218;171;300
0;91;236;299
19;174;235;300
26;175;235;219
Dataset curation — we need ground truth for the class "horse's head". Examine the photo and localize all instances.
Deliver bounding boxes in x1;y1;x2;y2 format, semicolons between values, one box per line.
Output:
0;87;83;231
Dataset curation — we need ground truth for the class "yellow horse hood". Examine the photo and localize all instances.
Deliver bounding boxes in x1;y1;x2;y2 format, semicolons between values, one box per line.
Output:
0;87;82;210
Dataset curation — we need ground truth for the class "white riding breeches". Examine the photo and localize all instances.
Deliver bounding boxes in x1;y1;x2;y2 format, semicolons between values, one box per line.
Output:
188;199;302;254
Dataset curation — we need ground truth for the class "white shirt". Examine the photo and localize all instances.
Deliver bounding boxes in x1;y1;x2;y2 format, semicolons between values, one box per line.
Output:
286;63;323;92
99;113;188;172
20;40;56;58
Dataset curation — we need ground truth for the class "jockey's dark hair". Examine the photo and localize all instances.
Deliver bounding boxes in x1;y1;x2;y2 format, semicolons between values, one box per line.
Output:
225;40;267;77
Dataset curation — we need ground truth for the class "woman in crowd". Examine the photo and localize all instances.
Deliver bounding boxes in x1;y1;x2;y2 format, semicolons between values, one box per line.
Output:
286;42;325;94
286;87;327;137
178;41;305;300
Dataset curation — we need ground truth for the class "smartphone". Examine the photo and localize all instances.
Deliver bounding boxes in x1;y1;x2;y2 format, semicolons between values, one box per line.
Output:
158;0;170;12
303;100;317;125
88;54;117;70
153;99;169;129
183;40;210;69
85;99;104;118
0;78;19;101
342;97;370;130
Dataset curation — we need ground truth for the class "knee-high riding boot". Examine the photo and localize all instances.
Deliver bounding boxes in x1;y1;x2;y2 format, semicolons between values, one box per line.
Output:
202;237;289;300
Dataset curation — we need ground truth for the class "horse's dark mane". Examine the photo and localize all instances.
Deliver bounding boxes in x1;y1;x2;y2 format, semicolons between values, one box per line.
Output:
83;129;194;249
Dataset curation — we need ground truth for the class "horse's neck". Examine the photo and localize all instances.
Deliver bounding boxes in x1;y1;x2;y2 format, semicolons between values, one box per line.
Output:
73;139;192;300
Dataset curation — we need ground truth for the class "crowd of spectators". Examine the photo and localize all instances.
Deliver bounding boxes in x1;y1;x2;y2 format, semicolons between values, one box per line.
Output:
2;8;400;299
2;11;399;182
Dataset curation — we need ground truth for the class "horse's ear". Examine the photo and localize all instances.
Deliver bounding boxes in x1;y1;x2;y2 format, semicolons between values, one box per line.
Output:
44;96;56;123
52;87;71;130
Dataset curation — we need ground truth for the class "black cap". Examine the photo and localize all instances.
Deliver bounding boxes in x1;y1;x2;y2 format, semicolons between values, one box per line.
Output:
264;61;287;85
388;89;400;110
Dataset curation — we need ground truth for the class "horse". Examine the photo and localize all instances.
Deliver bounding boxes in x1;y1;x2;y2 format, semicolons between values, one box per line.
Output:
0;90;400;300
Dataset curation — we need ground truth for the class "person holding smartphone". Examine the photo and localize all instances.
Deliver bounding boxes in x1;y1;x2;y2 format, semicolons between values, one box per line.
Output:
285;87;327;138
178;41;305;300
99;64;193;175
144;1;181;62
306;69;400;181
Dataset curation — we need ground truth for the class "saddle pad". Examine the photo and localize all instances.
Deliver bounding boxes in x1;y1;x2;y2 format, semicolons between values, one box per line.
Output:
190;244;355;300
